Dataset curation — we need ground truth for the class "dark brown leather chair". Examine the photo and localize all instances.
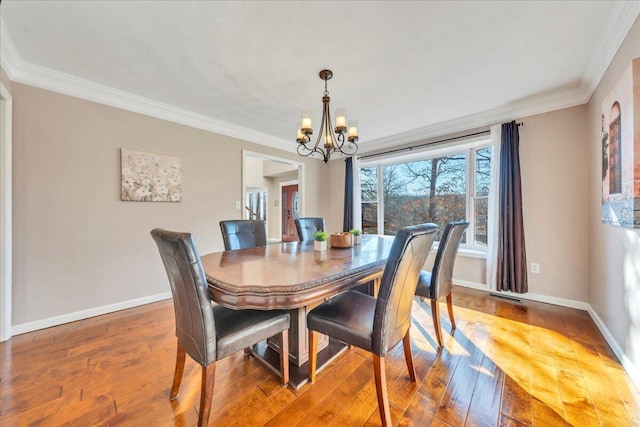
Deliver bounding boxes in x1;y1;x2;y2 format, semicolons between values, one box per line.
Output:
415;221;469;348
150;229;290;427
219;219;267;250
294;217;325;241
307;223;439;426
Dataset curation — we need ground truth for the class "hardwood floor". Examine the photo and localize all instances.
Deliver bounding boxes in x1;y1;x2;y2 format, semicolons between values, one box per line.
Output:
1;286;638;426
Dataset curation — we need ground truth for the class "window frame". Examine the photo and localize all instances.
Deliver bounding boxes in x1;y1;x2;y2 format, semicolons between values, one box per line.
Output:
358;136;492;253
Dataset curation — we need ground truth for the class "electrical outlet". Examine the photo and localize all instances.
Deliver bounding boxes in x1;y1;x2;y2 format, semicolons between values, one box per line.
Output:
235;200;241;210
531;263;540;274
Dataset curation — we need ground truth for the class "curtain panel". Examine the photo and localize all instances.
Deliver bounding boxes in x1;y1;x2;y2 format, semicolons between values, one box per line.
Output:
496;121;528;293
343;157;354;232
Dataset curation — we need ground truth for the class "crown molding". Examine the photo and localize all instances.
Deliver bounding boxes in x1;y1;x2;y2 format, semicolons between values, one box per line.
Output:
580;1;640;101
0;18;19;80
0;19;295;154
360;86;586;154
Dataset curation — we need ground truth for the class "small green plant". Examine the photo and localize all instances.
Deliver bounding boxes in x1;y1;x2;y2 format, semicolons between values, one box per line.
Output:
314;230;329;241
349;228;361;236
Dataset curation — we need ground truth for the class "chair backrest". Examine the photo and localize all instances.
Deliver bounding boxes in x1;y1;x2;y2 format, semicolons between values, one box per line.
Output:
219;220;267;250
150;228;216;366
431;221;469;299
294;217;326;241
373;223;439;356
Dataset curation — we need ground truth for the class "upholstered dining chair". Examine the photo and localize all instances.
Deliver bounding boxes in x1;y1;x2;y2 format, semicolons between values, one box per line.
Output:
294;217;326;241
307;223;439;426
415;220;469;348
150;228;290;427
219;219;267;250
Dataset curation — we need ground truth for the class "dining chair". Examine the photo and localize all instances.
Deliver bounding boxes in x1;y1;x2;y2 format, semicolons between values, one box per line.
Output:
294;217;325;241
307;223;439;426
415;220;469;348
150;228;290;427
219;219;267;250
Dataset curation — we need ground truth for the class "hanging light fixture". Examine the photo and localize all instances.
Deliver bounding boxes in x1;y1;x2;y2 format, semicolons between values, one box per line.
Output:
296;69;359;163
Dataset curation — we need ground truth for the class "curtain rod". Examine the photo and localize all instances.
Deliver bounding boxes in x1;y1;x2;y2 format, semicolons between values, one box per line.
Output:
358;122;523;161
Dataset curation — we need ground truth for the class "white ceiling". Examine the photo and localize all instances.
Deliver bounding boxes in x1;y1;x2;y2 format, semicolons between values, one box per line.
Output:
1;1;639;158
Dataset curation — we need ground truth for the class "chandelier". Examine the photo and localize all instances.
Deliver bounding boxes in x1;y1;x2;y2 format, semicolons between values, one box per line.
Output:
296;69;359;163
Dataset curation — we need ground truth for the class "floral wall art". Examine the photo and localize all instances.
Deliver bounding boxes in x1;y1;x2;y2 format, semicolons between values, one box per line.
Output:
121;148;182;202
601;57;640;228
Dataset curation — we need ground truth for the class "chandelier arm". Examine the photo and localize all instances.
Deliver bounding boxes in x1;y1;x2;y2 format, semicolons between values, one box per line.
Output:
297;144;316;158
340;141;359;156
297;139;332;163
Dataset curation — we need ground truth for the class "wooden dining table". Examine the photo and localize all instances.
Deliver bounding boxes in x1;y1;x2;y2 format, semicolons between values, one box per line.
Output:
201;234;395;388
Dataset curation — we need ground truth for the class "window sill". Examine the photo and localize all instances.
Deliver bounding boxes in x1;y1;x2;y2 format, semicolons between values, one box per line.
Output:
430;246;487;259
457;248;487;259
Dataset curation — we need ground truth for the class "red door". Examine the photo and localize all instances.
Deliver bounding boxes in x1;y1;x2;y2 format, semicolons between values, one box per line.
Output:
282;184;299;242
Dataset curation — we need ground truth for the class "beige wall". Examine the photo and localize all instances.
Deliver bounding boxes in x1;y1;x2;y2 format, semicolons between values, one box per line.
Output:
327;158;346;233
243;156;265;188
10;82;328;326
587;16;640;370
518;105;590;300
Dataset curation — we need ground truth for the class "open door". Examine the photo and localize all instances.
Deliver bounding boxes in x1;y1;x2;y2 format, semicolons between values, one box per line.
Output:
282;184;299;242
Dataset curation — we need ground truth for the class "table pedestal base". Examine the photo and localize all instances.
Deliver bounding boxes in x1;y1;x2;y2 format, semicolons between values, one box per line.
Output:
251;338;347;389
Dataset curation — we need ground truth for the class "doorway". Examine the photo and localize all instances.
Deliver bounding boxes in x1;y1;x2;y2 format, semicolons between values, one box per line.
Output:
242;150;305;243
281;182;299;242
1;81;12;342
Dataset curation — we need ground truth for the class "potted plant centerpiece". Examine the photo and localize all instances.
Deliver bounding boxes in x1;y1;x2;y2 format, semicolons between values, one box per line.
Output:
350;228;362;245
314;230;329;251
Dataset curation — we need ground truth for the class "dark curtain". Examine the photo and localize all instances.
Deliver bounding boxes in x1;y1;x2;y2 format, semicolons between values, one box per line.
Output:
343;157;354;232
497;121;528;293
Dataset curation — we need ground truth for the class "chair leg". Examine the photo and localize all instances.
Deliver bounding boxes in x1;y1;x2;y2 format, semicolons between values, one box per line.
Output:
446;293;456;330
280;329;290;386
431;299;444;348
170;341;186;400
308;330;318;383
373;355;392;427
198;363;216;427
402;330;417;382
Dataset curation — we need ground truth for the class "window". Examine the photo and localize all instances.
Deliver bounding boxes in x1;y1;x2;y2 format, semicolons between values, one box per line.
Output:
359;139;492;250
246;188;267;220
473;147;491;245
360;167;379;234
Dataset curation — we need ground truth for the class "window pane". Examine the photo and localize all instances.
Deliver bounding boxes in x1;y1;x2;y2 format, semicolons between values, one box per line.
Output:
361;202;378;234
360;167;378;202
382;154;467;236
474;197;488;246
475;147;492;196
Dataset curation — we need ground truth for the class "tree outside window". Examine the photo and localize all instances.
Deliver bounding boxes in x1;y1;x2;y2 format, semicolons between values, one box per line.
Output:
359;141;491;250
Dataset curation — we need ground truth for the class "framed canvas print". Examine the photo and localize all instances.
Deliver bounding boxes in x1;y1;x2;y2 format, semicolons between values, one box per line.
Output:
121;148;182;202
601;57;639;228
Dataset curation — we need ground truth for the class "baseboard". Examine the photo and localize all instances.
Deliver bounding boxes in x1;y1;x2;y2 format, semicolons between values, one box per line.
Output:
586;304;640;392
453;279;590;310
454;279;640;393
11;291;172;336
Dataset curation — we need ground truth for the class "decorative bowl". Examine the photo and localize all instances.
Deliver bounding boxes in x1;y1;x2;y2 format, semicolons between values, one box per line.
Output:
330;232;353;248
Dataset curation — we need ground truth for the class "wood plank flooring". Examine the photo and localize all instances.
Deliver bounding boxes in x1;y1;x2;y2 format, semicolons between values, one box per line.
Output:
1;286;639;426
